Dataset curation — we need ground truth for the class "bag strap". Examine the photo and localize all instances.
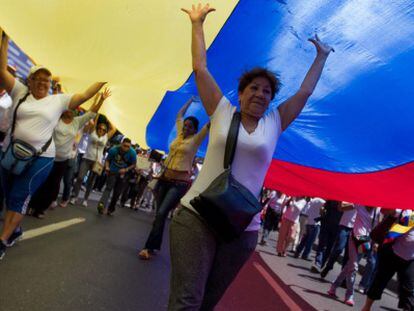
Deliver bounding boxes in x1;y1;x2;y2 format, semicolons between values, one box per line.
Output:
223;111;241;169
10;92;30;137
11;92;52;155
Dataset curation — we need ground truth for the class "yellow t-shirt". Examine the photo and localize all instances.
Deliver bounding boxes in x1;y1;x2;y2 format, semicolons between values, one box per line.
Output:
164;118;208;172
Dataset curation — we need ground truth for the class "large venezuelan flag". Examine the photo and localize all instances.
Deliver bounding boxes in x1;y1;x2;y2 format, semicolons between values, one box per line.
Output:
1;1;413;209
147;0;414;209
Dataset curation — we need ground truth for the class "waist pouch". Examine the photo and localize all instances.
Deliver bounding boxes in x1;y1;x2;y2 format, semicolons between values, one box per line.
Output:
1;139;39;175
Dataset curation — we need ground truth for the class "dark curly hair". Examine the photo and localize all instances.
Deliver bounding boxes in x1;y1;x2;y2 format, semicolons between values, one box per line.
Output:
238;68;281;100
184;116;199;132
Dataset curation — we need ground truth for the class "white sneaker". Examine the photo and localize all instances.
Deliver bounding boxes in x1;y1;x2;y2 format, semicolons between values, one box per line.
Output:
69;198;77;205
49;201;58;210
82;201;88;207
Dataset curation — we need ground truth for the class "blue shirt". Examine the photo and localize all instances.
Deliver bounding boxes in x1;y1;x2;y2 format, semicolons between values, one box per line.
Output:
106;146;137;173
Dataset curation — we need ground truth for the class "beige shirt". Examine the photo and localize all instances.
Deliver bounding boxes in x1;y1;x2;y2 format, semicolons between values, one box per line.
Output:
164;118;208;173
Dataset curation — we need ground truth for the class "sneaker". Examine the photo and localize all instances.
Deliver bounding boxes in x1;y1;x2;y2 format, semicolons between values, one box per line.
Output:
125;202;131;208
138;249;151;260
97;203;104;215
327;288;338;298
344;297;354;306
34;212;45;219
357;286;366;294
82;201;88;207
259;240;267;246
69;198;77;205
0;241;6;260
49;201;58;210
7;229;23;247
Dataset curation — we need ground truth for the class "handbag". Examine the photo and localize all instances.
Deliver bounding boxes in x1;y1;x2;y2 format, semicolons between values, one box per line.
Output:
190;111;262;242
91;142;104;175
1;93;52;175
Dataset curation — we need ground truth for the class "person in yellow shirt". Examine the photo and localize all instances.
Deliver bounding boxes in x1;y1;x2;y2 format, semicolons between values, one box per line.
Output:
139;97;209;260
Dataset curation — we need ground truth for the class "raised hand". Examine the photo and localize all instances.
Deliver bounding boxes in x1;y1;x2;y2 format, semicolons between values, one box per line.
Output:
308;34;334;56
101;87;111;100
181;3;216;24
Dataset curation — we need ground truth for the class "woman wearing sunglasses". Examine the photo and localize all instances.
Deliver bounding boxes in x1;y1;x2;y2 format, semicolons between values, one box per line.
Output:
70;111;116;207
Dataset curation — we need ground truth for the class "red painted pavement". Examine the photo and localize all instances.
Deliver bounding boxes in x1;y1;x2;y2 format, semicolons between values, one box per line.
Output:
217;252;317;311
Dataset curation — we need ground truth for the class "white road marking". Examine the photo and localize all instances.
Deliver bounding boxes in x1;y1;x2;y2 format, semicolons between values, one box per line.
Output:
21;218;86;241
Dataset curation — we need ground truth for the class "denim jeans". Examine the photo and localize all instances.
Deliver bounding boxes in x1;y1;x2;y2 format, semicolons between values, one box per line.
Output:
295;224;320;259
99;173;128;213
62;157;76;201
359;247;378;290
332;236;363;300
322;225;352;272
144;179;189;251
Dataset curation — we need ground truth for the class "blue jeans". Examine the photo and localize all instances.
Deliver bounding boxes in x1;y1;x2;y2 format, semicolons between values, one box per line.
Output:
359;247;378;290
332;236;363;300
322;225;352;272
62;157;76;201
295;224;320;259
144;179;189;251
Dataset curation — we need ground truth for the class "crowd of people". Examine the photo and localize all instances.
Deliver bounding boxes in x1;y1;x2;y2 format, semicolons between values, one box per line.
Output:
0;3;412;311
259;190;414;310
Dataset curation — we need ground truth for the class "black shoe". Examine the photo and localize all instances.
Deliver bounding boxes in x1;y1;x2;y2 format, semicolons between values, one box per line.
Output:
294;252;300;258
310;264;321;273
259;240;267;246
320;268;329;278
7;228;23;247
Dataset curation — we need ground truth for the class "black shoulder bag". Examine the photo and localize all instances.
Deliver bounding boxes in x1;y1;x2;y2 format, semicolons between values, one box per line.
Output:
1;93;53;175
190;112;263;242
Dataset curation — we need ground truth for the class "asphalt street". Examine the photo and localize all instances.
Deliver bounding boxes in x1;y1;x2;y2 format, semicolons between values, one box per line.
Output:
0;194;402;311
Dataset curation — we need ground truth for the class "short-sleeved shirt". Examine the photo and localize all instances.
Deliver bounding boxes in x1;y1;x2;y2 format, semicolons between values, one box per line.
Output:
353;205;379;237
283;199;307;223
393;227;414;261
54;112;96;161
0;92;12;132
339;208;357;228
106;146;137;173
164;118;208;172
181;97;283;232
3;80;72;157
267;193;284;214
305;198;326;225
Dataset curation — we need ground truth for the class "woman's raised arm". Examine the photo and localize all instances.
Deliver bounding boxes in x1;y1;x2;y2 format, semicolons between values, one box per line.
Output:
182;4;223;116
